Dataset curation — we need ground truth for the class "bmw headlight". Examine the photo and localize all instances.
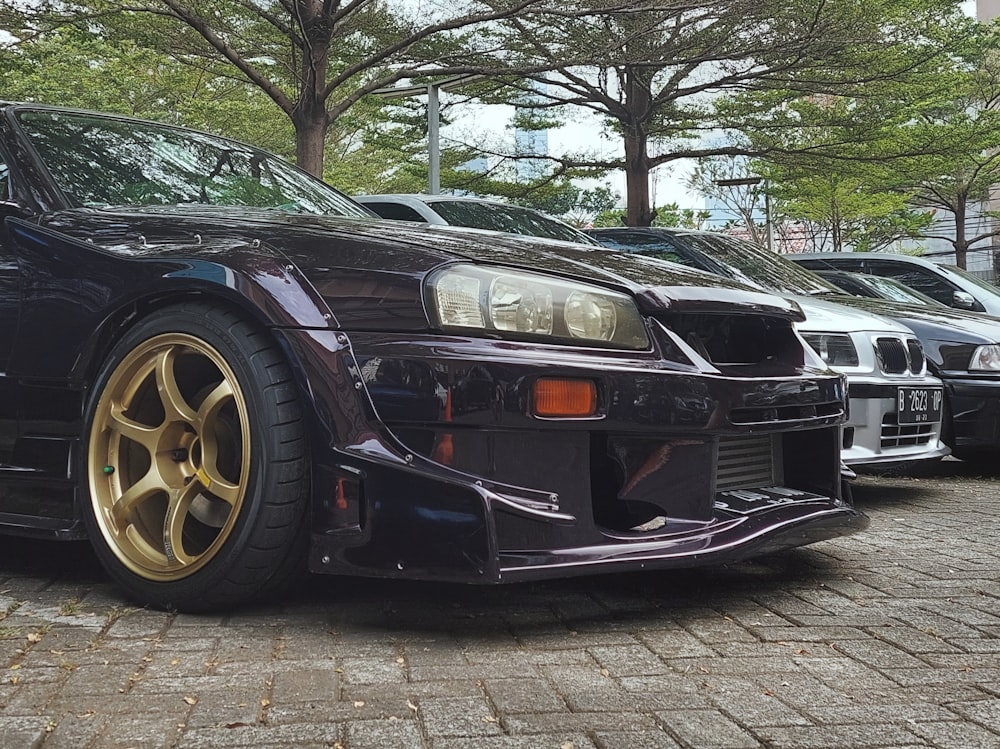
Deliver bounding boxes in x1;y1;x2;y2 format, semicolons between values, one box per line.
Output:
800;333;859;367
427;265;649;349
970;344;1000;371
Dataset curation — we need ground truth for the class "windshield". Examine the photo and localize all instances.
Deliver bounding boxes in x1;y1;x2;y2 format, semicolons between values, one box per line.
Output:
674;233;840;296
939;263;1000;297
430;199;596;244
859;274;944;306
15;109;369;217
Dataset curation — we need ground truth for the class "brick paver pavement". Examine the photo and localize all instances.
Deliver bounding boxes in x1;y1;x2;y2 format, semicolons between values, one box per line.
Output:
0;459;998;748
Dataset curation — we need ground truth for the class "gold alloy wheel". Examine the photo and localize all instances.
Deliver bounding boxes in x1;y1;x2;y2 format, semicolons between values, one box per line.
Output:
88;333;251;581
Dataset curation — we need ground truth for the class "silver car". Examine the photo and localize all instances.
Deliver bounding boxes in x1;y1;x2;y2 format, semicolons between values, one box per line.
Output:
354;193;601;245
587;228;949;470
791;252;1000;316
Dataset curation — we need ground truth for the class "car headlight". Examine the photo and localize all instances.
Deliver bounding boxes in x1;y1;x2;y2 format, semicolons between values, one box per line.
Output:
427;264;649;349
800;333;859;367
970;344;1000;371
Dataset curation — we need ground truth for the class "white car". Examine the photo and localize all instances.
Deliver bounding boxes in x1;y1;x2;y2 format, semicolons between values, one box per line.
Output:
791;252;1000;316
354;193;601;245
587;228;949;470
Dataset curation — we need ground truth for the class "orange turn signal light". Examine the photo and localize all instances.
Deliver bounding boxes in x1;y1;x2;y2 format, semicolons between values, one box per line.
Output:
532;378;598;418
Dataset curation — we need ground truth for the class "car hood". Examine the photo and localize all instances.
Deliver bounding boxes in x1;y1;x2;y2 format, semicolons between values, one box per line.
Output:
790;295;915;335
828;295;999;345
37;207;807;321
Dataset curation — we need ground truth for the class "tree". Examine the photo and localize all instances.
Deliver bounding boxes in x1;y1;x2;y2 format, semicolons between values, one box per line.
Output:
769;172;932;253
897;22;1000;268
481;0;973;226
1;0;563;178
686;158;769;246
592;202;709;229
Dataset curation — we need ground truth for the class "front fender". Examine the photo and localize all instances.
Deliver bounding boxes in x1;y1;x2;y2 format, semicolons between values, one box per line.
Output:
5;217;335;382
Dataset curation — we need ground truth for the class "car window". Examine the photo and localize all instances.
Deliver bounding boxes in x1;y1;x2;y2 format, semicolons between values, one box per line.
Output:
859;274;945;306
363;201;426;222
430;200;592;243
868;262;959;307
590;231;690;265
15;109;370;218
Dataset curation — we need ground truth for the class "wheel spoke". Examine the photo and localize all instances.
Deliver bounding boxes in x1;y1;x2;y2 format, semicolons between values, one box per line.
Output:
197;379;243;505
197;464;242;504
155;347;198;423
108;406;161;454
111;469;163;528
163;482;202;567
194;379;234;430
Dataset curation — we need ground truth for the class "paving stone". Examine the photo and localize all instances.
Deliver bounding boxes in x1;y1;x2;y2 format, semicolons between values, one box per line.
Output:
176;722;343;748
908;719;1000;749
432;736;596;749
541;664;637;712
0;465;999;748
503;711;660;735
588;643;671;676
270;667;338;702
343;716;424;746
0;715;50;746
483;677;566;713
947;698;1000;731
700;676;812;728
655;708;761;749
753;723;925;748
592;730;683;749
417;696;503;738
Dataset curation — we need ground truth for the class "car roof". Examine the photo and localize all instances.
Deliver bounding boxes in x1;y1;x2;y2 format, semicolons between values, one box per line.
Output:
788;252;939;268
356;193;533;210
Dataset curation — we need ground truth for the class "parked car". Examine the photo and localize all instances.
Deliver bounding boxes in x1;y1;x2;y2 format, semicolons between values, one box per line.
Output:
0;104;865;610
354;193;601;244
814;269;946;307
587;228;950;470
790;252;1000;316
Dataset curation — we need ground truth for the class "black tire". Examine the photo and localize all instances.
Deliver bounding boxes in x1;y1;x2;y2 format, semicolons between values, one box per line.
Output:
81;303;309;611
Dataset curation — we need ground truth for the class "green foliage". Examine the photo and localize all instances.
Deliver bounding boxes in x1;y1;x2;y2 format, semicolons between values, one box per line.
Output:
592;203;709;230
770;173;933;252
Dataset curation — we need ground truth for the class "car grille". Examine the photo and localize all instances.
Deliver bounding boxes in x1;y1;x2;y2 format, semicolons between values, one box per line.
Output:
716;434;778;491
874;337;924;375
875;337;908;373
881;414;935;448
906;339;925;373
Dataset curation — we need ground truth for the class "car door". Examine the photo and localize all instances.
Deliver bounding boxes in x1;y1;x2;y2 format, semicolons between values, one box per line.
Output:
0;150;20;467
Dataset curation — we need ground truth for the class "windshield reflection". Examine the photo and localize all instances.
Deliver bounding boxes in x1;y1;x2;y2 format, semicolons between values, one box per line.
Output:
675;233;839;296
15;109;369;217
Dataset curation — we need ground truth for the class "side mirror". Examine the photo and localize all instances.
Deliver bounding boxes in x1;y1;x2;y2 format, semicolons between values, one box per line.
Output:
952;290;976;310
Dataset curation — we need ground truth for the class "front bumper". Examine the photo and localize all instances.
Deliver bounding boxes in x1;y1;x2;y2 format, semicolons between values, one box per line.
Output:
844;381;949;468
276;328;866;583
943;374;1000;451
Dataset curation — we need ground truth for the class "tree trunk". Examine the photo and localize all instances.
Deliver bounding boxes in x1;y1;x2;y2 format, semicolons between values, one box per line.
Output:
292;1;332;178
831;201;842;252
292;107;328;177
624;131;655;226
953;199;968;269
622;66;655;227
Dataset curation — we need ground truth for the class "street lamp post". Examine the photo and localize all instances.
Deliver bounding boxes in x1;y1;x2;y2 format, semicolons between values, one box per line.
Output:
714;176;773;252
372;74;485;195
